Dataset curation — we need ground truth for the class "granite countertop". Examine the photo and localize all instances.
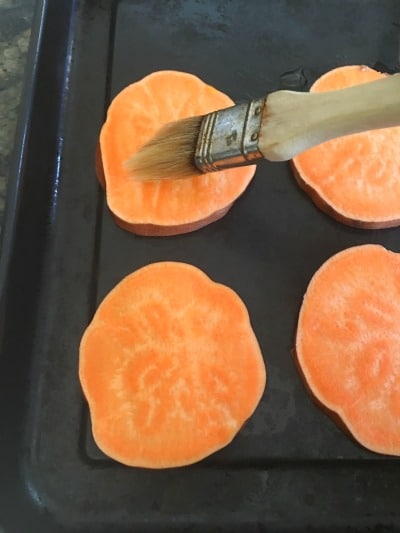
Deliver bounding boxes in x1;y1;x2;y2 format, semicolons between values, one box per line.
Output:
0;0;34;228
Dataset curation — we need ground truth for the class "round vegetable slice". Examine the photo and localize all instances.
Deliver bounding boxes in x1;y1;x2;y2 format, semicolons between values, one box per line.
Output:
79;262;266;468
97;70;256;236
292;65;400;228
295;244;400;456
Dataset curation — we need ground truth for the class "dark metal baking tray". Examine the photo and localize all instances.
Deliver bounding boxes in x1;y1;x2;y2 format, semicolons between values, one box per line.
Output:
1;0;400;531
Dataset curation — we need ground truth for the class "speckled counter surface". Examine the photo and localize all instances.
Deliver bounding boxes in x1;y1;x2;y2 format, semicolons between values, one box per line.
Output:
0;0;34;224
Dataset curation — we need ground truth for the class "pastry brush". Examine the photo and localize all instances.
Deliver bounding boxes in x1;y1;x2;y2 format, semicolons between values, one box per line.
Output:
127;73;400;181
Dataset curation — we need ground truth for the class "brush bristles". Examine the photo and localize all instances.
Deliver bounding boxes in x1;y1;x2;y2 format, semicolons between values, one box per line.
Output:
126;116;204;181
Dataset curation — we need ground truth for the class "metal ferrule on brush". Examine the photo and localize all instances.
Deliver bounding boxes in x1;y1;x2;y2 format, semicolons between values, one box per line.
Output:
194;97;266;173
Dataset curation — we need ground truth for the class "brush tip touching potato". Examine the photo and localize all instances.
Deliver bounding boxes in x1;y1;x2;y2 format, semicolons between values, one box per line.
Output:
97;70;257;236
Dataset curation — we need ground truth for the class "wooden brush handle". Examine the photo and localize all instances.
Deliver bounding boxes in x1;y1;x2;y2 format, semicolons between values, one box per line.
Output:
259;73;400;161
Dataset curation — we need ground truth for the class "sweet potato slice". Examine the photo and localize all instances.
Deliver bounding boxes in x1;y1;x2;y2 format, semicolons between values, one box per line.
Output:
292;65;400;229
295;244;400;456
79;262;266;468
97;70;256;236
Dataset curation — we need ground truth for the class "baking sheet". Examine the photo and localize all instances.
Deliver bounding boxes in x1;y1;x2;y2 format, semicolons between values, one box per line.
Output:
1;0;400;531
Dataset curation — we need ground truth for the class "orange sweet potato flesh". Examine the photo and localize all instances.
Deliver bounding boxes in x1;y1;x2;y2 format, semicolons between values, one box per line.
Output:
295;244;400;456
292;65;400;229
79;262;266;468
97;71;256;236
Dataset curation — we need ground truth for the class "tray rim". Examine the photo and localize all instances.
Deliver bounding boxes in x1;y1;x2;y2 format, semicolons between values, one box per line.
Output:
0;0;48;304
